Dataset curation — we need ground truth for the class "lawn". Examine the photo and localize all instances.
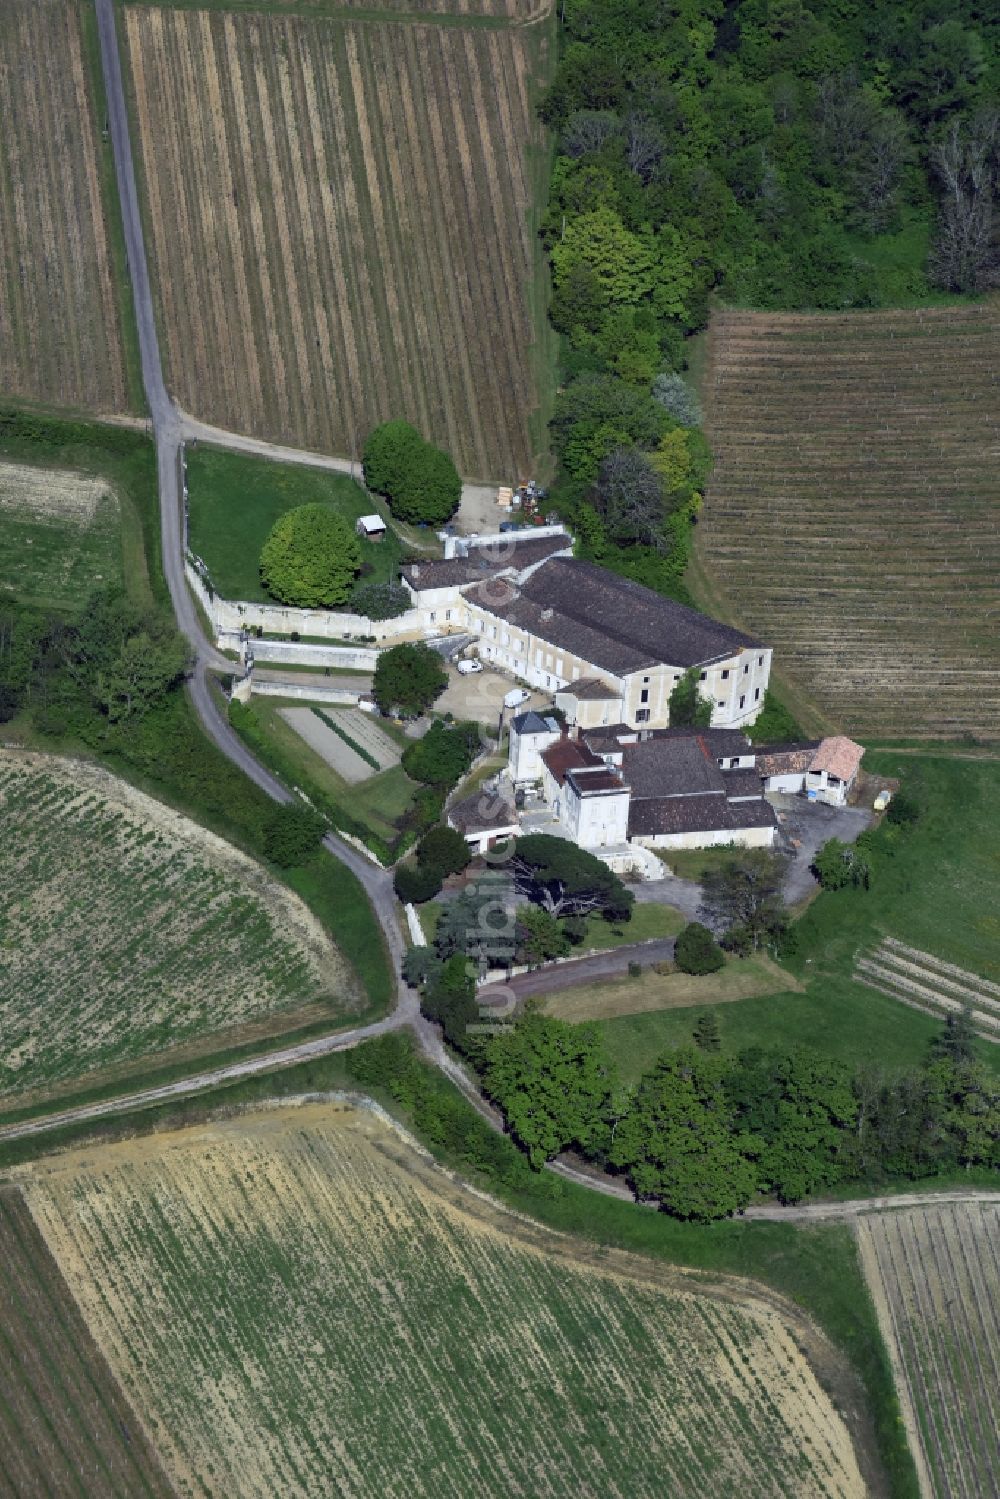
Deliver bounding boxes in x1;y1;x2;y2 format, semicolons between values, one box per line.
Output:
544;953;798;1031
791;751;1000;990
652;846;747;881
0;415;158;610
571;902;685;952
597;977;945;1086
0;461;126;612
185;445;405;602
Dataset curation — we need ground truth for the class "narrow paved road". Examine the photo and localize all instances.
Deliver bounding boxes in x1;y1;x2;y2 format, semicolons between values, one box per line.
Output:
492;938;677;1001
94;0;414;1033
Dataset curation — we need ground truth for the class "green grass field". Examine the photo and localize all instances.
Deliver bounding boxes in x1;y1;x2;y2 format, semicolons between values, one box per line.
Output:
0;419;157;611
186;445;405;603
592;752;1000;1080
0;461;125;611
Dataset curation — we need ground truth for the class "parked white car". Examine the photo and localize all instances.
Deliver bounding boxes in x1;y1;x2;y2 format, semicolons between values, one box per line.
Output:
457;659;483;675
503;687;531;709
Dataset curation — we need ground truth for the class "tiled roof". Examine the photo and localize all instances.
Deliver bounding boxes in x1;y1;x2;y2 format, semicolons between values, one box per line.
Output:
566;766;626;795
721;767;764;798
562;677;622;700
810;736;865;782
756;742;821;777
651;727;754;758
448;790;518;835
629;793;776;838
541;736;603;786
465;557;760;674
510;710;559;735
621;736;725;799
402;535;571;592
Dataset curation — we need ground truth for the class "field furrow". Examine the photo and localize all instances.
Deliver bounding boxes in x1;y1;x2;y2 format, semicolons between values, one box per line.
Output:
19;1102;867;1499
122;5;551;475
0;1;128;412
699;305;1000;738
0;751;359;1108
856;1204;1000;1499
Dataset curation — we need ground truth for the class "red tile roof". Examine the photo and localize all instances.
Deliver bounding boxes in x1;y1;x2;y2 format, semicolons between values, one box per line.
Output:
810;736;864;782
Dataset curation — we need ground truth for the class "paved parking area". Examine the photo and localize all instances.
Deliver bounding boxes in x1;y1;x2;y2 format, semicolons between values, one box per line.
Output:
435;665;549;726
770;794;874;904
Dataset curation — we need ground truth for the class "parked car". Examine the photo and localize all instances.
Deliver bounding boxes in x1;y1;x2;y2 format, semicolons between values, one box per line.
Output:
457;659;483;675
503;687;530;708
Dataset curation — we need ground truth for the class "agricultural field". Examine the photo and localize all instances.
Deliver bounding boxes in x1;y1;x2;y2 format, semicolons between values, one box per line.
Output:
236;694;419;847
0;1188;172;1497
280;705;401;784
18;1100;869;1497
697;303;1000;740
856;1203;1000;1499
123;3;555;478
0;751;360;1108
0;0;131;413
856;937;1000;1044
185;444;404;602
0;459;124;610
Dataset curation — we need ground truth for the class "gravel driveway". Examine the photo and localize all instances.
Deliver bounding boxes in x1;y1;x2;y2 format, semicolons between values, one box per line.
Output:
771;795;874;904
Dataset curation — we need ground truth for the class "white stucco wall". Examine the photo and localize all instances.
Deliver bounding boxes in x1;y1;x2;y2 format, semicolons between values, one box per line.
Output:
508;725;560;784
634;824;775;851
570;786;631;848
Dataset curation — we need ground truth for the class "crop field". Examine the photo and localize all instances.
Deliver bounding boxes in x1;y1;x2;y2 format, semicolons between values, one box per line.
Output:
856;937;1000;1044
19;1100;867;1497
124;3;554;478
0;459;124;610
0;0;130;413
0;1188;172;1497
698;303;1000;739
0;751;359;1107
856;1203;1000;1498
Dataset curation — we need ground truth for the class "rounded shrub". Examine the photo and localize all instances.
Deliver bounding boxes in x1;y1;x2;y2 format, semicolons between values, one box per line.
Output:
393;860;443;904
674;921;725;975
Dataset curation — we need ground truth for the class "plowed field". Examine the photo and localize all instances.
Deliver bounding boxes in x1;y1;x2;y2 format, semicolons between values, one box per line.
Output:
0;0;129;413
698;304;1000;739
857;1203;1000;1498
21;1100;869;1498
0;1189;172;1498
123;4;554;478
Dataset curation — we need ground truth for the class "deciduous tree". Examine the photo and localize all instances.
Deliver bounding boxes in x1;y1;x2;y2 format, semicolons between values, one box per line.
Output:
667;667;713;728
259;505;361;607
484;1010;617;1167
700;850;788;952
373;643;448;718
610;1048;756;1219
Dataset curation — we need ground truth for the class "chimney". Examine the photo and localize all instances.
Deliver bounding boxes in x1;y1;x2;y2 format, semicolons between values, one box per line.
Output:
540;607;553;621
412;564;420;580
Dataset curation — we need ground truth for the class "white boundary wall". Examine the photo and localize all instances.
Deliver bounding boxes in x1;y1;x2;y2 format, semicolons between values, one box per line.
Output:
186;558;429;646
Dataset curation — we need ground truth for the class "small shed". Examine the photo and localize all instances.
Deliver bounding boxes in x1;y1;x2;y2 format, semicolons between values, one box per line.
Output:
447;788;519;856
356;513;387;542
